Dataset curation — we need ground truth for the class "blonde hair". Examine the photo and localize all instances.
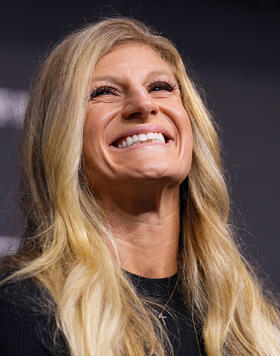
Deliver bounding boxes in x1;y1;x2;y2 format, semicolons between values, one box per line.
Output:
2;17;280;356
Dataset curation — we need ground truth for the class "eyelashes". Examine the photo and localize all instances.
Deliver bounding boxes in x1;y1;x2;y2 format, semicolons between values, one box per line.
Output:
90;86;118;99
90;80;177;100
147;81;176;92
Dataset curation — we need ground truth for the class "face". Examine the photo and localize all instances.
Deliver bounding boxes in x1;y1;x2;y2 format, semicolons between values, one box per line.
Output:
83;43;193;194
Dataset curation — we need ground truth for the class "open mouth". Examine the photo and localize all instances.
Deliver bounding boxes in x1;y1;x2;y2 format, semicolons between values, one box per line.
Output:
111;132;173;149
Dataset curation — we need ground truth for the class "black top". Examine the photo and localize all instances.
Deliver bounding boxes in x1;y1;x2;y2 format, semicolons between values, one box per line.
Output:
0;271;207;355
126;271;206;356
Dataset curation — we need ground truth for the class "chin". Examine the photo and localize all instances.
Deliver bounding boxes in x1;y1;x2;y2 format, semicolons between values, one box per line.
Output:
136;162;170;177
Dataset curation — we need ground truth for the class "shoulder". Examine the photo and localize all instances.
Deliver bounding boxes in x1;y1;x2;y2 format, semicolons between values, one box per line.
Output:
0;271;51;324
0;272;42;305
0;273;69;356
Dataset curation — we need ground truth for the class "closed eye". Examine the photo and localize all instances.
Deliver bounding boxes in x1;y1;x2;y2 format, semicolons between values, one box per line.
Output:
148;81;176;92
90;86;118;100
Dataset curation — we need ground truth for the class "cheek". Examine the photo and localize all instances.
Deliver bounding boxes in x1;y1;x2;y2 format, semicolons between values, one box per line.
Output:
83;117;94;159
176;108;193;145
178;111;193;170
83;104;106;148
185;117;193;144
184;119;193;158
82;109;116;183
82;110;103;169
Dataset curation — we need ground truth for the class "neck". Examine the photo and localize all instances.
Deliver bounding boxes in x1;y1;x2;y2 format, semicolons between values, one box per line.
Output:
100;184;180;278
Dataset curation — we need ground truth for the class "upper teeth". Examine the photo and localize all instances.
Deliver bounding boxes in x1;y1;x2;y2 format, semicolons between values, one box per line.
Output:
117;132;165;149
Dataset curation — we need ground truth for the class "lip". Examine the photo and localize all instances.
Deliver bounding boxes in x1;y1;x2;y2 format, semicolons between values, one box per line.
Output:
109;124;174;146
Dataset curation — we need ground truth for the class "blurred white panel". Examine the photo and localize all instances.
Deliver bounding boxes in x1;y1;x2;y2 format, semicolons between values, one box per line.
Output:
0;235;20;257
0;88;28;128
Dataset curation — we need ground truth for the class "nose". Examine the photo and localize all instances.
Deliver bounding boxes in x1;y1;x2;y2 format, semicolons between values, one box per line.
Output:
121;87;159;120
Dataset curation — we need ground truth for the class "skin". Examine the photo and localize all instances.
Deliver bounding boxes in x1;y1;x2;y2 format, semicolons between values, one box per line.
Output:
83;43;193;278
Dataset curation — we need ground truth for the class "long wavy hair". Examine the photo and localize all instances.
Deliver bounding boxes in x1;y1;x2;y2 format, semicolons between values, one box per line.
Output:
1;17;280;356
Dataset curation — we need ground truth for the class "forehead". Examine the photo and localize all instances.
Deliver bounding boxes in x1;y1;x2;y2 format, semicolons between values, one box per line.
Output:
93;43;175;79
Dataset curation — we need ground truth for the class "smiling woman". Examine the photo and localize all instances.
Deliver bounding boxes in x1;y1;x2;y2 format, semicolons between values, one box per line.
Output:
0;17;280;356
83;43;193;235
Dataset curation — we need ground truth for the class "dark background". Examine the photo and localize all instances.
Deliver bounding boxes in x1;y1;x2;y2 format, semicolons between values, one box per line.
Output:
0;1;279;292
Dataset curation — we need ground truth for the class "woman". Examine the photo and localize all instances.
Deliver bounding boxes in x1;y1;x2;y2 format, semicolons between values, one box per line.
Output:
0;17;279;356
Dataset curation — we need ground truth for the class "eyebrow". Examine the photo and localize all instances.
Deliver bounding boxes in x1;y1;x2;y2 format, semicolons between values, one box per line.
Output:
92;70;176;84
